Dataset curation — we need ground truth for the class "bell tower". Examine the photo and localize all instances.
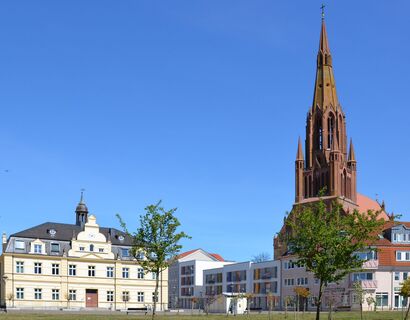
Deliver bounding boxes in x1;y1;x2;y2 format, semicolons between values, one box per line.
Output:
75;191;88;227
294;16;357;204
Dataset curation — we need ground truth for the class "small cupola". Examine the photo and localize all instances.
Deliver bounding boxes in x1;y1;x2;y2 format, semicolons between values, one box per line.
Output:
75;190;89;227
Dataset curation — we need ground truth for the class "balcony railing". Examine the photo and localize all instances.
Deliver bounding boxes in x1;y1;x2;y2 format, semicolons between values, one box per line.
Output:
362;260;379;269
351;280;378;289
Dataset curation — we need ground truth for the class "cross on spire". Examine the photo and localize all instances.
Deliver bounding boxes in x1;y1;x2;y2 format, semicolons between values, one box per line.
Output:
321;4;325;20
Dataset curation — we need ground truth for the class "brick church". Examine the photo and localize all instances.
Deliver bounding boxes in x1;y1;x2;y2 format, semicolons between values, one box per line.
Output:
274;15;390;259
274;15;410;311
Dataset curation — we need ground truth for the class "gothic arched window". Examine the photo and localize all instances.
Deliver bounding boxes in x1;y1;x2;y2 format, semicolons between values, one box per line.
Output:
328;115;335;149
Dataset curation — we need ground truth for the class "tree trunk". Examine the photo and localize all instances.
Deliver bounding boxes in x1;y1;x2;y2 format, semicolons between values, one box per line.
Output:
360;302;363;320
316;280;324;320
405;299;410;320
152;269;160;320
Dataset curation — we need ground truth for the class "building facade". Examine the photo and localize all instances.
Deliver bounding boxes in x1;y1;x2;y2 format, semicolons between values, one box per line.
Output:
167;248;229;309
0;196;168;310
203;260;281;311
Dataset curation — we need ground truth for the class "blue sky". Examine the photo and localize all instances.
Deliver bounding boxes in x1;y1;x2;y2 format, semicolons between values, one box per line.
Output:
0;1;409;262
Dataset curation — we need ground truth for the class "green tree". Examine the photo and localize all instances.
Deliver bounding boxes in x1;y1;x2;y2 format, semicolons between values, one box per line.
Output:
285;197;384;320
353;281;366;320
117;201;190;319
400;278;410;320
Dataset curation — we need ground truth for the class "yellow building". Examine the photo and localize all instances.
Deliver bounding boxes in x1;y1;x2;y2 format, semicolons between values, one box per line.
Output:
0;196;168;310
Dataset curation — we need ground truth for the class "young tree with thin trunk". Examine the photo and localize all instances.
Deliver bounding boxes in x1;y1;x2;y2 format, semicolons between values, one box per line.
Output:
285;197;384;320
117;201;190;319
400;278;410;320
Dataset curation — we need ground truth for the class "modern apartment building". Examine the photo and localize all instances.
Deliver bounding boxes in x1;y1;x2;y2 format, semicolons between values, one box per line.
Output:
167;248;229;309
0;196;168;310
203;260;281;311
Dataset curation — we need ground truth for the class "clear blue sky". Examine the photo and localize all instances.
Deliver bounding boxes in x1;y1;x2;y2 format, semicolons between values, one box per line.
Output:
0;1;409;262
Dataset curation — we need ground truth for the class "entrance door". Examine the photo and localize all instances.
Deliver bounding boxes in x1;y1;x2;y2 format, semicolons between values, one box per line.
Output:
86;289;98;308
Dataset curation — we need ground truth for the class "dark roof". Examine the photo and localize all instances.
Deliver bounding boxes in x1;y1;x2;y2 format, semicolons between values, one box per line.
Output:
11;222;132;246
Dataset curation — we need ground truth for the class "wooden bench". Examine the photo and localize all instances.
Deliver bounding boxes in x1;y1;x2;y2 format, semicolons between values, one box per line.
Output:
126;307;148;315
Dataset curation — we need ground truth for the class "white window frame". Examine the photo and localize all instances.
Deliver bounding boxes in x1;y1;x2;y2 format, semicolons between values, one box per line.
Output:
122;267;129;279
52;263;60;275
16;288;24;300
34;262;42;274
107;266;114;278
137;291;144;302
34;288;42;300
52;289;60;300
69;264;76;276
107;291;114;302
69;289;77;301
16;261;24;273
88;265;96;277
137;268;144;279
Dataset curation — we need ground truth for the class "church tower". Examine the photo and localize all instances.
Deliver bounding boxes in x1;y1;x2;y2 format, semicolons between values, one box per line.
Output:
294;16;357;205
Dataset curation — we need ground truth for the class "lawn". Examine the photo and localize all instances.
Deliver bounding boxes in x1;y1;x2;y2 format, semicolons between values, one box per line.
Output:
0;312;407;320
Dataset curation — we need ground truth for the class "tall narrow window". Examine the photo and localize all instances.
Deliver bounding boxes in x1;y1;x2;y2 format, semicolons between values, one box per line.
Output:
328;116;334;148
69;265;76;276
34;288;42;300
34;262;42;274
52;289;60;300
16;288;24;300
52;263;60;275
69;290;77;301
16;261;24;273
107;266;114;278
88;265;96;277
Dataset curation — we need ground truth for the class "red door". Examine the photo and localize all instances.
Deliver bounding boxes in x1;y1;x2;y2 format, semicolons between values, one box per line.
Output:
86;289;98;308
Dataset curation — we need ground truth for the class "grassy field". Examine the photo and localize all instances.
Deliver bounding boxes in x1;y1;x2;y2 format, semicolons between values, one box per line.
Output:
0;312;407;320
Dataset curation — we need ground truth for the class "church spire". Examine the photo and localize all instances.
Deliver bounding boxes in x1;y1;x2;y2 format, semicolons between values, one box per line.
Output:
348;138;356;162
296;137;304;160
319;15;330;55
312;17;339;111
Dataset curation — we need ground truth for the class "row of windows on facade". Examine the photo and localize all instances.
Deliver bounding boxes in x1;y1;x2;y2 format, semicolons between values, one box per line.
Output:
15;240;131;257
204;267;278;285
204;282;279;295
393;233;410;243
396;251;410;261
15;262;156;279
284;252;377;270
14;288;156;302
284;277;310;287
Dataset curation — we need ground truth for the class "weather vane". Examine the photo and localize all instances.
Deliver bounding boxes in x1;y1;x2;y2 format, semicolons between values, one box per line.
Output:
321;4;325;19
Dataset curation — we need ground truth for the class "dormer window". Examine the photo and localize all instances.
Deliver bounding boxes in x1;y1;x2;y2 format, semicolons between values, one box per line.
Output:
51;243;60;253
122;248;130;257
34;244;42;254
15;240;25;250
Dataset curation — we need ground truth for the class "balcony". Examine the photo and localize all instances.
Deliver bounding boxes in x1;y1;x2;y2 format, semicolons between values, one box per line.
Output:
362;260;379;269
350;280;378;289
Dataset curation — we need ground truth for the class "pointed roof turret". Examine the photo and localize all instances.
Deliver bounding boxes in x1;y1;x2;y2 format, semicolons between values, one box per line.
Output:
348;138;356;161
296;137;304;161
312;16;339;111
319;17;330;55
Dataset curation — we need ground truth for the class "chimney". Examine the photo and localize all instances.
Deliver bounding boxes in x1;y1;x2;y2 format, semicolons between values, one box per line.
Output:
2;233;7;253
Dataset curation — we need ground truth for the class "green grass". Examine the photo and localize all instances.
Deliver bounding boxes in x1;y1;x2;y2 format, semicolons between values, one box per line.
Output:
0;312;407;320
